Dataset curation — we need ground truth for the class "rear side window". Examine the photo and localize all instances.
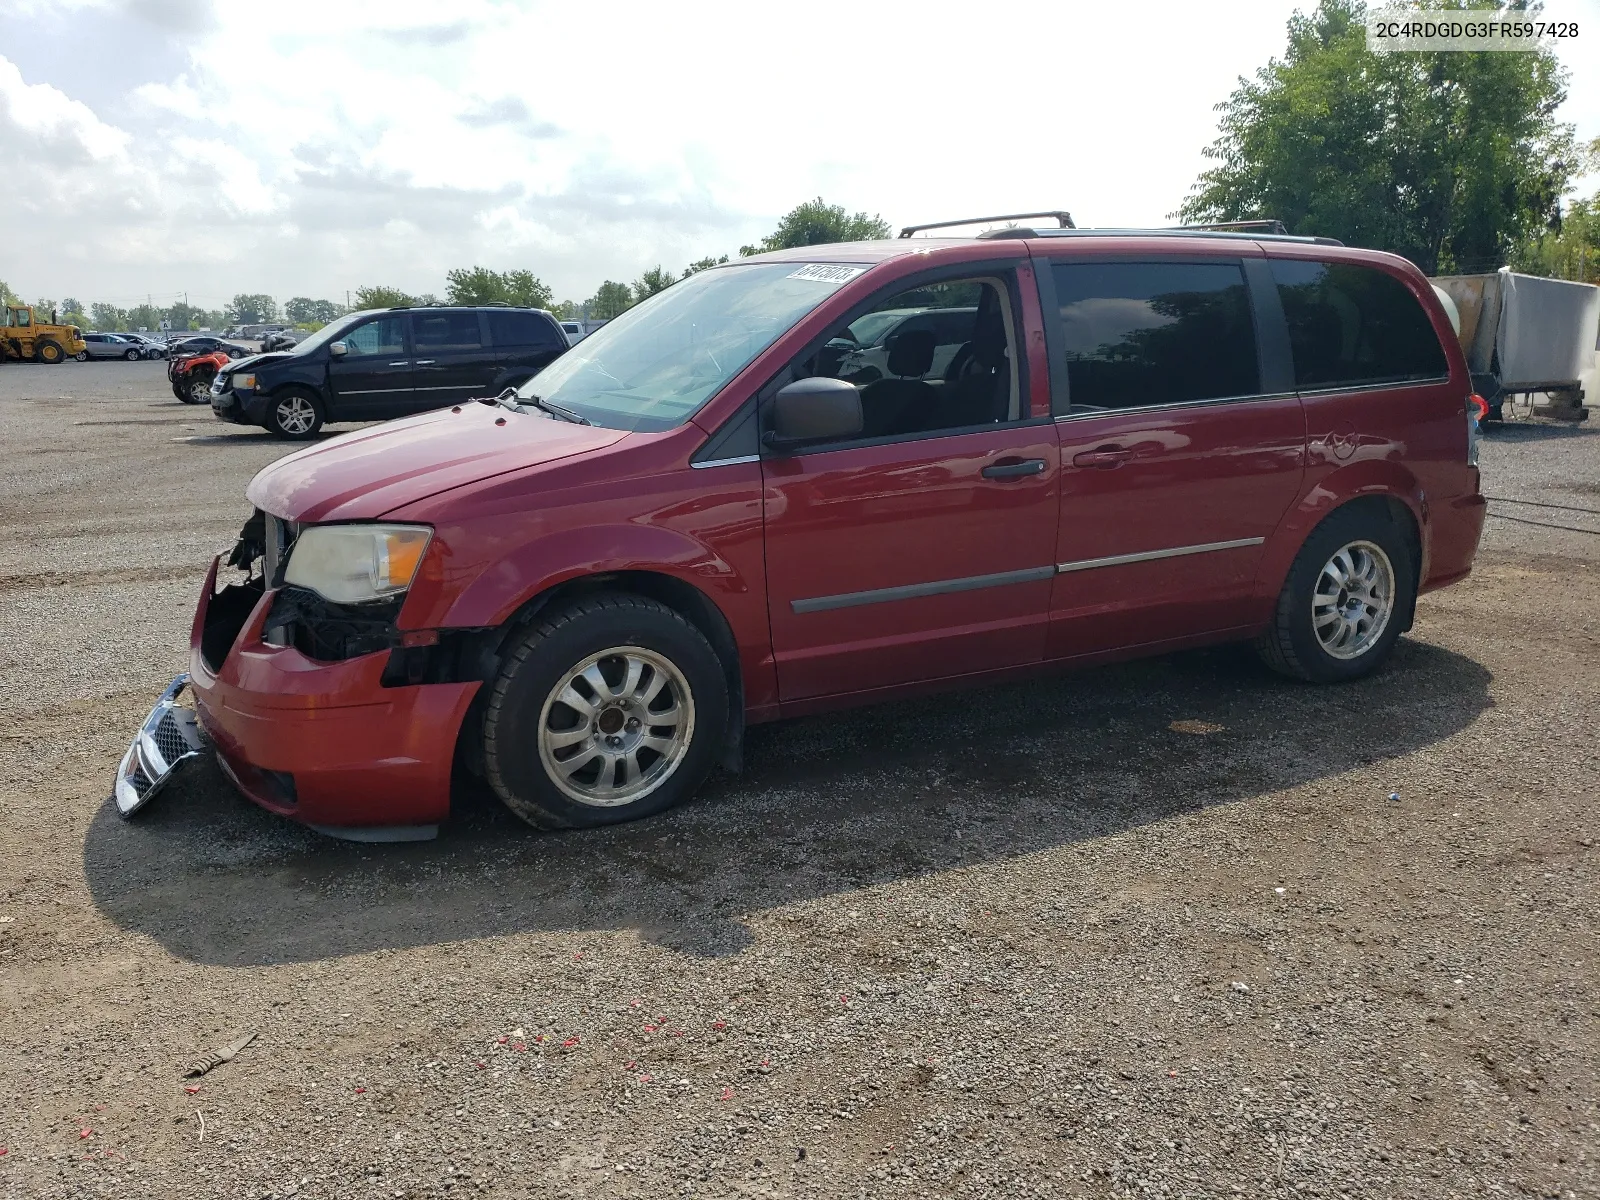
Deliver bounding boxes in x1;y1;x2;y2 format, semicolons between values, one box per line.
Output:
1271;260;1447;389
413;311;483;351
488;310;562;350
1052;261;1259;412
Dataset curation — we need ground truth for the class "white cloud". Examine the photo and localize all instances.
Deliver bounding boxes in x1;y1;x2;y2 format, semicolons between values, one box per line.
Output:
2;0;1596;310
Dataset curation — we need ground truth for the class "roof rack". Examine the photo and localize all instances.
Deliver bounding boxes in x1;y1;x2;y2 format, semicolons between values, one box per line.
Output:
1025;227;1344;247
899;211;1075;238
1179;219;1289;234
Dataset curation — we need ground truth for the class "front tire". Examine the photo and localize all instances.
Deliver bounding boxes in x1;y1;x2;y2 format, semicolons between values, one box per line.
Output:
36;339;64;364
266;390;323;438
182;372;214;404
125;347;141;361
75;350;90;362
1255;505;1415;683
483;594;729;829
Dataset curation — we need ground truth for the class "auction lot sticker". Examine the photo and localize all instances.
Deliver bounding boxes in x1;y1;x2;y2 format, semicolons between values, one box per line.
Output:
788;264;868;284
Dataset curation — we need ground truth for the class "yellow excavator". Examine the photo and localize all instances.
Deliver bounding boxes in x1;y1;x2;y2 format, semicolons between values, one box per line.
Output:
2;303;86;364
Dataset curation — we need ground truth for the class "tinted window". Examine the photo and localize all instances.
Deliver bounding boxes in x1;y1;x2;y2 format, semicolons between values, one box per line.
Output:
488;310;559;349
1271;260;1447;388
413;311;482;351
1053;261;1258;411
343;316;406;357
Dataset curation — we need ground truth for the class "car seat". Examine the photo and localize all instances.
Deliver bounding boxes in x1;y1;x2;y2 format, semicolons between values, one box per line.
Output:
858;329;937;438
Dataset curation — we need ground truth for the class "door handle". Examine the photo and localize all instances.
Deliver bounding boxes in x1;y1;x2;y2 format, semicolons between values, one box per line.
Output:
414;359;436;365
981;458;1047;480
1071;445;1133;469
388;361;410;367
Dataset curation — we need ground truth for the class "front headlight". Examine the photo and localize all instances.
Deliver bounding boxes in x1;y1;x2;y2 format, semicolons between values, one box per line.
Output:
232;373;255;390
283;524;432;605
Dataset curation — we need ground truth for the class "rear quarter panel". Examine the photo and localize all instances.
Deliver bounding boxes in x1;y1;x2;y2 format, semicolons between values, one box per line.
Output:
1254;246;1480;602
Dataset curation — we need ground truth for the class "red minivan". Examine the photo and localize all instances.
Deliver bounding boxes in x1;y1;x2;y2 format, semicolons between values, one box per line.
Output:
116;225;1486;840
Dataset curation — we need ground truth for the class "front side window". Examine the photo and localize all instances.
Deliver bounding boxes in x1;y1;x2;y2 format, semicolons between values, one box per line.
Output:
414;311;483;351
514;263;864;431
787;276;1020;441
1053;261;1259;412
343;316;406;357
1272;260;1448;389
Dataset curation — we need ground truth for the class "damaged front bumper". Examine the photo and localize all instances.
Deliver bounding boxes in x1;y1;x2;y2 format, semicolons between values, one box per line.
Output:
114;674;207;817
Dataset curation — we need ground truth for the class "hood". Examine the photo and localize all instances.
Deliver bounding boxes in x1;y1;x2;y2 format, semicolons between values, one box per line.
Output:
246;402;628;523
228;351;296;372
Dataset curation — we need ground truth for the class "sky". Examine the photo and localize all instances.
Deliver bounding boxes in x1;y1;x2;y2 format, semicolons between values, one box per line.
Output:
2;0;1598;314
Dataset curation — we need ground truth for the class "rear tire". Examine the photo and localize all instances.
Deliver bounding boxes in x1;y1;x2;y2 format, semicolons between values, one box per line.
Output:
36;339;64;364
482;594;729;829
266;389;323;438
1255;504;1415;683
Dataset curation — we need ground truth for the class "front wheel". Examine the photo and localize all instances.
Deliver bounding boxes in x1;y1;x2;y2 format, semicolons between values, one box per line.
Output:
35;339;64;364
483;594;729;829
1255;506;1415;683
75;350;90;362
124;347;141;361
266;390;323;438
181;372;214;404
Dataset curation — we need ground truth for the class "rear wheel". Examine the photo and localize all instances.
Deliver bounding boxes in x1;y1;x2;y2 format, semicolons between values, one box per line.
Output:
35;339;64;364
1255;505;1415;683
266;389;323;438
483;594;728;829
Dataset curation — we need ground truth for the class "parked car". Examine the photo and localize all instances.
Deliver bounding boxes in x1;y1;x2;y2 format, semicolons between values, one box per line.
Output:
168;335;251;359
76;333;146;361
119;223;1486;840
208;305;569;438
168;348;231;403
121;333;168;359
559;318;607;345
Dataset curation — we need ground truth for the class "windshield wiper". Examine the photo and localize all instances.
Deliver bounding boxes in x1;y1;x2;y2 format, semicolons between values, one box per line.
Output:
523;392;590;425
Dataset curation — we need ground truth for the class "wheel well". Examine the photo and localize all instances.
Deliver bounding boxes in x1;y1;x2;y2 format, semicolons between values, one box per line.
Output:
444;571;747;777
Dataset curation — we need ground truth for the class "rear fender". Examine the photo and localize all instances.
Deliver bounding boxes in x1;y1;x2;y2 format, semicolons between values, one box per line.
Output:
1255;460;1426;611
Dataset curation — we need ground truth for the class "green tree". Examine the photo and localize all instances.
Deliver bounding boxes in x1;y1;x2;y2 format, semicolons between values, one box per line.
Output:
226;293;279;324
352;285;417;309
632;265;677;300
553;300;582;319
683;255;729;276
61;298;86;324
1512;136;1600;282
739;197;892;256
445;266;554;309
89;303;127;331
586;280;633;320
1176;0;1574;275
284;297;343;325
0;279;18;306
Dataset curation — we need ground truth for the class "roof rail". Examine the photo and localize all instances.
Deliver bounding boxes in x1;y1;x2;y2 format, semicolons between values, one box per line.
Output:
899;211;1075;238
1027;228;1345;247
1179;219;1289;235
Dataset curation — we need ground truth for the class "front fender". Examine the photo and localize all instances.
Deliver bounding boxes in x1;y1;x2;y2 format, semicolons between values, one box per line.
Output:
407;523;751;632
1254;458;1426;604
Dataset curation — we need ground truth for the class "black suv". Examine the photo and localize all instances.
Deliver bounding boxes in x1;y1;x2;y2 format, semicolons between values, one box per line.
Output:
209;305;568;438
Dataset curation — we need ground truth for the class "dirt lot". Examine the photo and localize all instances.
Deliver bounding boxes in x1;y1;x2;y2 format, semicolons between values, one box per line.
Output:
0;359;1595;1200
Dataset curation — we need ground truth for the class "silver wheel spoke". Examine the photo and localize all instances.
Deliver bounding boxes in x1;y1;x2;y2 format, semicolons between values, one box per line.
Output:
537;644;696;808
1311;539;1396;661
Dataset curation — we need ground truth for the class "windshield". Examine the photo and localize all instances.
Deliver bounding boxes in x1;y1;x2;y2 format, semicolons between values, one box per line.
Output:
514;262;865;430
289;311;370;357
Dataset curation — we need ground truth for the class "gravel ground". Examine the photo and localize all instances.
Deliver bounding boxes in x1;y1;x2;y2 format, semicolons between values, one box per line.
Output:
0;359;1595;1200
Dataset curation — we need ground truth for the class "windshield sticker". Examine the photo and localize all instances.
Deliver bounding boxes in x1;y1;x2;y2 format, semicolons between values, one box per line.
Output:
787;264;867;284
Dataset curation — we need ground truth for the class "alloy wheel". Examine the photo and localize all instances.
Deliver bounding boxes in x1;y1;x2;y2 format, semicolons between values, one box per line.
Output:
1312;540;1395;660
537;646;695;807
275;395;316;435
188;376;213;402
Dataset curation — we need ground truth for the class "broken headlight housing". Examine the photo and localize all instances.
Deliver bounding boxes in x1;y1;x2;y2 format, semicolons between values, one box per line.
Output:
282;524;432;606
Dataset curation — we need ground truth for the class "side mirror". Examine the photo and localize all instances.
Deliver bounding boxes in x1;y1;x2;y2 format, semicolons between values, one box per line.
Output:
328;341;348;358
764;377;862;452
